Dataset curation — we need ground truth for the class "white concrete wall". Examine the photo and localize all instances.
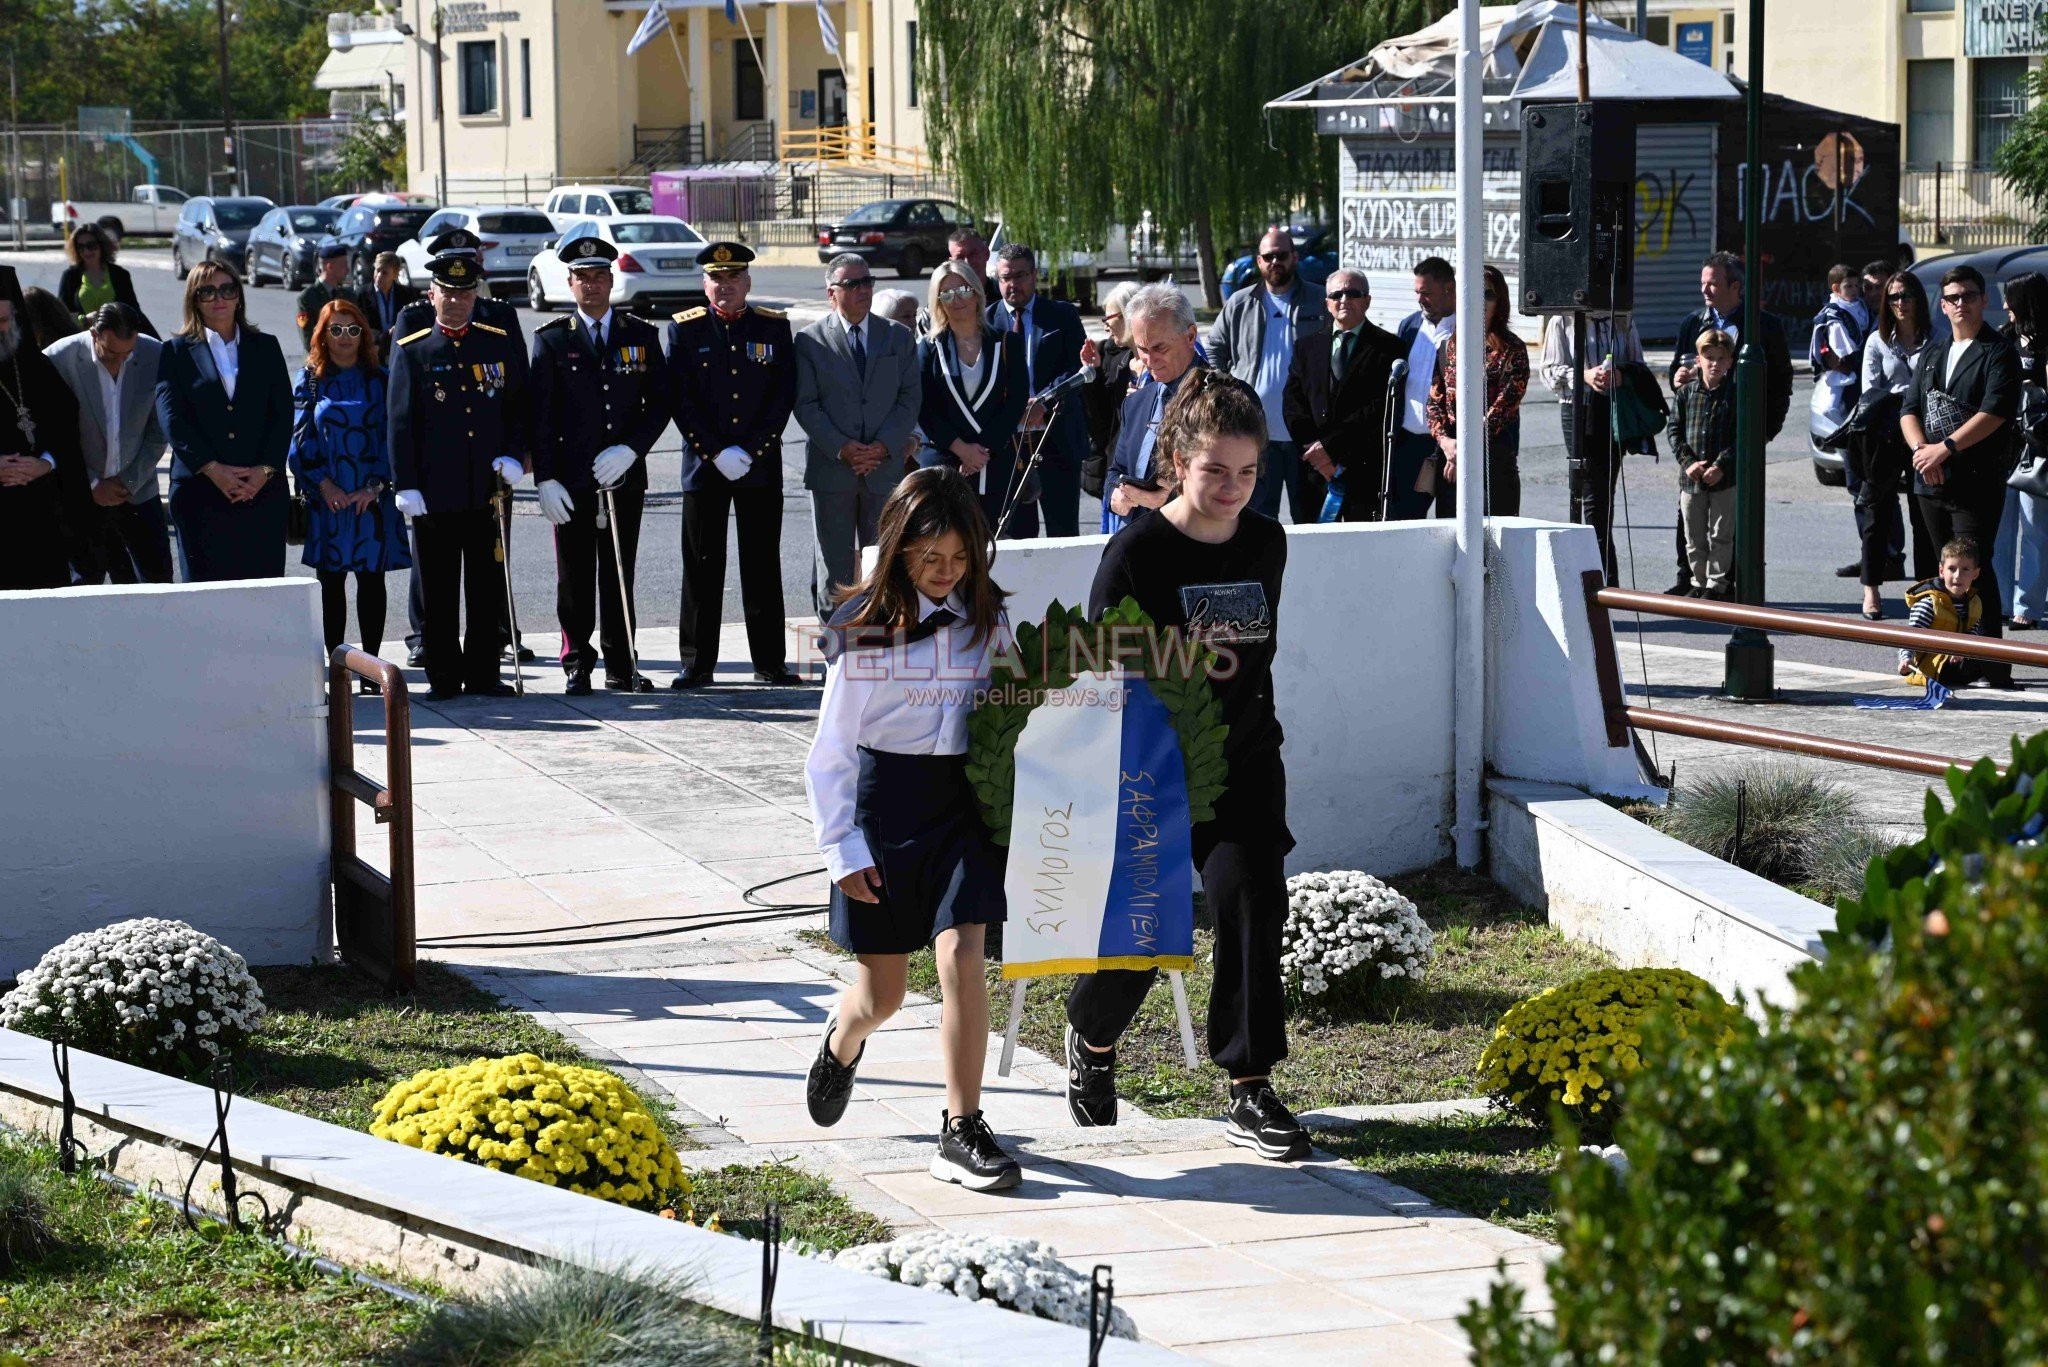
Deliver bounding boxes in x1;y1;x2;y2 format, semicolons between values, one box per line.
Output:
0;581;329;977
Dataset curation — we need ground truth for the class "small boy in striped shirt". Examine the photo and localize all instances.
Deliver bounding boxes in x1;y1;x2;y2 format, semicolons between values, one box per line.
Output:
1900;537;1991;687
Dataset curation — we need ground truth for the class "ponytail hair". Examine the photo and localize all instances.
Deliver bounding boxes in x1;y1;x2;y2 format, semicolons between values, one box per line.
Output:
1158;367;1267;482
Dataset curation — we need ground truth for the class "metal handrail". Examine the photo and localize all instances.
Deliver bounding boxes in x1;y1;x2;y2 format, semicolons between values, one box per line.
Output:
327;648;416;991
1585;577;2045;780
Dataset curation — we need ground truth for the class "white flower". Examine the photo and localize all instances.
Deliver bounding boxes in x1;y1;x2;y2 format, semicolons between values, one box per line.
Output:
830;1231;1137;1338
1279;871;1433;1000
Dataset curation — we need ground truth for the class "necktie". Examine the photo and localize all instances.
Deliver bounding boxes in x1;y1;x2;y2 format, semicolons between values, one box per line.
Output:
1334;329;1355;384
590;317;605;354
850;319;867;378
906;605;958;643
1011;306;1024;334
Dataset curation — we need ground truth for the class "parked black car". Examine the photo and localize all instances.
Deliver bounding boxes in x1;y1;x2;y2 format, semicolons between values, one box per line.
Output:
246;205;343;290
816;198;979;278
170;196;276;279
325;201;440;294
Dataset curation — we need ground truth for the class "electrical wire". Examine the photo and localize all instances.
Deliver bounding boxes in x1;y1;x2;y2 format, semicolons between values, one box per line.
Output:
415;868;831;951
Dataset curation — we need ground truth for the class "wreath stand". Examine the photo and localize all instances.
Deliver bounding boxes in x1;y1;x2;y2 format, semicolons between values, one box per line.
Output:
996;973;1199;1077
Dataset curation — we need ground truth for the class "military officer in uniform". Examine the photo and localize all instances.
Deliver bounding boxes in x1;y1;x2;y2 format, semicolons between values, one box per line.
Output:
387;251;531;701
296;241;355;349
529;231;672;694
396;225;531;669
664;241;802;687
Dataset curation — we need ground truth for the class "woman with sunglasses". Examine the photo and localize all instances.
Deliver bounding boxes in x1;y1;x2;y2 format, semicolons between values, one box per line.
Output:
916;260;1030;536
289;298;410;682
1425;263;1529;516
156;263;293;581
57;224;154;337
1852;270;1934;618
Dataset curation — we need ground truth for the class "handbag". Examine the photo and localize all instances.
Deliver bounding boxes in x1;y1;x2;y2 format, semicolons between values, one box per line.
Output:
286;372;320;545
1609;362;1669;446
2009;434;2048;498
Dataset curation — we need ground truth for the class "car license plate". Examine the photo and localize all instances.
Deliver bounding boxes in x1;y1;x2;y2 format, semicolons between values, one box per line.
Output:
507;245;538;257
656;257;687;271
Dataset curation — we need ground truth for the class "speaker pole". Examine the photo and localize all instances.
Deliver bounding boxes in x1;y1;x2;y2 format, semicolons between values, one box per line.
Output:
1725;0;1775;701
1576;0;1590;102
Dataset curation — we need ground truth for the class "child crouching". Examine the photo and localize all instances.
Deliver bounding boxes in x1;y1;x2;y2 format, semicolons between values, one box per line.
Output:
1900;537;1995;688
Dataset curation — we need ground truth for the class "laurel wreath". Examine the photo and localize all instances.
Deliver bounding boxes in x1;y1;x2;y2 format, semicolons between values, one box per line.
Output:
964;597;1230;846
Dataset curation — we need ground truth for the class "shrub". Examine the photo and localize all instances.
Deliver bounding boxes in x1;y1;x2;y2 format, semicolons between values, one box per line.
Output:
1476;968;1731;1132
831;1231;1137;1338
370;1054;688;1211
399;1260;751;1367
1653;762;1875;889
1279;870;1432;1007
0;918;265;1073
0;1145;58;1275
1464;847;2048;1364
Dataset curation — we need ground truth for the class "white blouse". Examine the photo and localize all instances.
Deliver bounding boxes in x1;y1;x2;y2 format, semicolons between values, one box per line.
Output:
804;593;1007;879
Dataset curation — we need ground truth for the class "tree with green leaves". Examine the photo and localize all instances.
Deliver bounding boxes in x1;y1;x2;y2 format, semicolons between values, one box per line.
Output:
333;104;405;191
916;0;1449;305
1997;66;2048;237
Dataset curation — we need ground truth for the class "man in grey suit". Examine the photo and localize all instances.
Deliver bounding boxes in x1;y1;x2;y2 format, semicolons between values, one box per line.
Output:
45;303;174;583
795;252;922;614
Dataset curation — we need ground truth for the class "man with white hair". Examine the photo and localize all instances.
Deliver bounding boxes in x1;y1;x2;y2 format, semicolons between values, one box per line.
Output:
1101;283;1204;532
0;295;91;588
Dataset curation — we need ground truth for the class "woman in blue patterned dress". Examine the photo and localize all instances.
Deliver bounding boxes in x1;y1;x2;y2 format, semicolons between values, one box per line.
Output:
289;298;411;689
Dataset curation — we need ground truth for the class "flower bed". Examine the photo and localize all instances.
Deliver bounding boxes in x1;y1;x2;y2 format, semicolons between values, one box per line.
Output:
832;1231;1137;1338
1281;869;1433;1005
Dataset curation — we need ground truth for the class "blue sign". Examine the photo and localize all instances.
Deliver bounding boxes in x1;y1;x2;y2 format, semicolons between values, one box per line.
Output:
1676;21;1714;66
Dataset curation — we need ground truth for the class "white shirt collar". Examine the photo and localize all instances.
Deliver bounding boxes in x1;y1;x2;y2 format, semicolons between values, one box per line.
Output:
578;307;612;336
206;326;240;352
918;591;966;620
838;310;867;338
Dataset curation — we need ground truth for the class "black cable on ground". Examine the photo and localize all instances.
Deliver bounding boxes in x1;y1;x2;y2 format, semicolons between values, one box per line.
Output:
416;868;831;951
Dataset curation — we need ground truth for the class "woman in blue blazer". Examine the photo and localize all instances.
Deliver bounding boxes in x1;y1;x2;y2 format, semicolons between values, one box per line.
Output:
917;261;1032;537
156;262;292;581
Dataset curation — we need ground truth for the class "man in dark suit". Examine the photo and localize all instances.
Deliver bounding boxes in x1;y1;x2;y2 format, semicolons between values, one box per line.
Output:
1665;251;1793;593
1283;269;1404;522
357;252;420;355
989;244;1089;537
387;251;530;701
664;241;801;688
529;232;671;695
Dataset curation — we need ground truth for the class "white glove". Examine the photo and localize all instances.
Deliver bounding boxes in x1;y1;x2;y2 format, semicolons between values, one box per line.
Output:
536;479;575;526
593;444;637;488
395;489;427;519
492;456;527;486
712;445;753;482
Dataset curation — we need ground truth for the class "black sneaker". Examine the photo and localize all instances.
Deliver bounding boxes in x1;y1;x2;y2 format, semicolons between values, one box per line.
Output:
1064;1024;1118;1127
1225;1081;1310;1162
931;1110;1021;1192
805;1011;862;1127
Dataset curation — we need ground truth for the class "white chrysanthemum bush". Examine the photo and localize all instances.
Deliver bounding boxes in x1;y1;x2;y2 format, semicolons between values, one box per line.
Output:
0;918;266;1073
1280;870;1433;1008
831;1231;1137;1338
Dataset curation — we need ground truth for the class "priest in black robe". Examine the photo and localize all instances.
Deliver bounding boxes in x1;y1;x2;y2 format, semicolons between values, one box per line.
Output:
0;295;90;588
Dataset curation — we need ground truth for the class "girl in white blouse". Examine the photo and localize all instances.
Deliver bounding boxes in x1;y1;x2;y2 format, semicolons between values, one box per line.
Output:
802;466;1021;1190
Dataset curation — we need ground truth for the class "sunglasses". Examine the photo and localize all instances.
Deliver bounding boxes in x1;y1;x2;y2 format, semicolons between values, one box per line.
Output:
937;285;979;304
1887;292;1911;303
1942;291;1981;305
831;277;875;290
1325;288;1366;301
326;322;364;338
194;283;241;302
1103;311;1123;323
1259;251;1294;262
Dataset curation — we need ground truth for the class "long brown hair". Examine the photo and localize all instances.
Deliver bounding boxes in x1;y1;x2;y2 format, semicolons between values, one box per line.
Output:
1878;269;1929;348
307;298;381;377
178;261;256;341
1158;367;1266;481
833;467;1004;646
66;222;118;268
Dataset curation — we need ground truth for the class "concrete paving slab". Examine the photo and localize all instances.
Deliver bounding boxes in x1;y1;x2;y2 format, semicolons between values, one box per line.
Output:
1235;1225;1506;1282
933;1203;1212;1257
1336;1259;1553;1320
411;773;609;828
637;805;820;862
1185;1321;1468;1366
566;766;770;815
460;817;691;877
1117;1281;1399;1346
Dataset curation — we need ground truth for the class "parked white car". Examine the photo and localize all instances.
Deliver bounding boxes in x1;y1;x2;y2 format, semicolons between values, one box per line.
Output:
526;215;708;316
394;206;560;295
541;184;656;227
53;183;190;240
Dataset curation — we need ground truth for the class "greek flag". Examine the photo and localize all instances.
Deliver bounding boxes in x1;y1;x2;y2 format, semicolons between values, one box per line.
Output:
626;0;669;56
724;0;737;21
816;0;841;59
1001;672;1196;979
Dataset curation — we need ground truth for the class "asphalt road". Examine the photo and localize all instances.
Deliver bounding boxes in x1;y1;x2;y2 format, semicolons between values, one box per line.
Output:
15;244;2040;688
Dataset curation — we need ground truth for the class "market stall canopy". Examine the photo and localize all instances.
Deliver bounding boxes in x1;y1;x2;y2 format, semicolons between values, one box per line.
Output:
313;42;406;92
1266;0;1738;111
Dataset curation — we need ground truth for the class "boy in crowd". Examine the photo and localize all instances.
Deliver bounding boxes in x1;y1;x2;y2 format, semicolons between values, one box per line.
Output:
1900;538;1994;687
1673;329;1738;600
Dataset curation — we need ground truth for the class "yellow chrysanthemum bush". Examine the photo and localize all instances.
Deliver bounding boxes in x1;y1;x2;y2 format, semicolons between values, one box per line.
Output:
1477;968;1733;1133
369;1053;689;1210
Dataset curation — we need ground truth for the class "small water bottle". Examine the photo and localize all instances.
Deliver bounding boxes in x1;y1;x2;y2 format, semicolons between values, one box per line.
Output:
1319;473;1346;523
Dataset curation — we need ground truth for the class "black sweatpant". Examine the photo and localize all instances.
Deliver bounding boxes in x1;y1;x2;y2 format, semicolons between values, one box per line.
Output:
317;569;387;658
1562;400;1623;584
1066;827;1290;1079
412;506;504;694
1917;488;2010;683
678;483;787;679
554;484;644;679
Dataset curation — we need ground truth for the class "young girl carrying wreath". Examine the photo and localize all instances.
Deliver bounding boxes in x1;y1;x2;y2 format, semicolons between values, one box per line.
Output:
1062;370;1310;1162
801;466;1022;1191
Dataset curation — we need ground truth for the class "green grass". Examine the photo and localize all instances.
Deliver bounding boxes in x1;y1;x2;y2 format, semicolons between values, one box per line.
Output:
0;1135;424;1363
1314;1113;1566;1242
683;1162;893;1252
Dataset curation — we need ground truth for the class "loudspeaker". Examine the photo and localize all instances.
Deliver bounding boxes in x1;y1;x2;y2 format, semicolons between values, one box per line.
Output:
1520;102;1636;313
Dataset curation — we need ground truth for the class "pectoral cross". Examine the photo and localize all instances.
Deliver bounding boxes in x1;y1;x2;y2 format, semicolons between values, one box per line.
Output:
14;406;33;448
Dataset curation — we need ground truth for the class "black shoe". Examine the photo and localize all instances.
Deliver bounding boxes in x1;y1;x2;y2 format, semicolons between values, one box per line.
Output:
423;685;461;702
670;672;713;690
805;1010;863;1127
605;673;655;693
357;677;382;696
565;669;593;696
1064;1025;1118;1127
931;1110;1021;1192
504;644;536;663
1835;561;1862;578
1225;1081;1310;1162
1664;580;1693;596
752;668;806;685
406;645;426;668
466;680;517;698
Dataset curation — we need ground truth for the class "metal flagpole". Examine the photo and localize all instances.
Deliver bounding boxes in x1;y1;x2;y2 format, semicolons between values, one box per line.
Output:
1449;0;1486;869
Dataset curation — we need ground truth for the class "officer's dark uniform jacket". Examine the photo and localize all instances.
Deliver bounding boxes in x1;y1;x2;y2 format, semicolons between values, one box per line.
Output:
396;293;524;347
663;304;796;490
529;311;672;492
387;319;531;513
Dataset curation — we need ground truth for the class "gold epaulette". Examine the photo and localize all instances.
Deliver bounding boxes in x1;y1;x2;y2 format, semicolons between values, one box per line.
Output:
537;315;571;331
396;327;433;346
751;305;786;319
673;306;708;323
471;321;508;336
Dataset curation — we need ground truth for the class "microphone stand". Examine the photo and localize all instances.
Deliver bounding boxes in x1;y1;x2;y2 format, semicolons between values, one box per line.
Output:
992;368;1092;544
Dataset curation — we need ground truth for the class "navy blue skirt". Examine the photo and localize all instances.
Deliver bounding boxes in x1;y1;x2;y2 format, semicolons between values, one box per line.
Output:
829;748;1007;955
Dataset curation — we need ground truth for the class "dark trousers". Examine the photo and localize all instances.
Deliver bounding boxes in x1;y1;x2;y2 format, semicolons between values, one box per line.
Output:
1066;829;1290;1078
1432;418;1522;517
318;569;387;657
555;484;643;678
1039;459;1082;538
679;483;787;679
409;517;515;650
1562;401;1623;583
76;497;174;584
1852;432;1911;588
1250;440;1309;523
412;506;504;694
1385;429;1438;521
1917;489;2010;683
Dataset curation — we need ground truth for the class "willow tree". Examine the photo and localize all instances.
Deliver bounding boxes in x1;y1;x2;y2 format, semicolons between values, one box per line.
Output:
918;0;1449;305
